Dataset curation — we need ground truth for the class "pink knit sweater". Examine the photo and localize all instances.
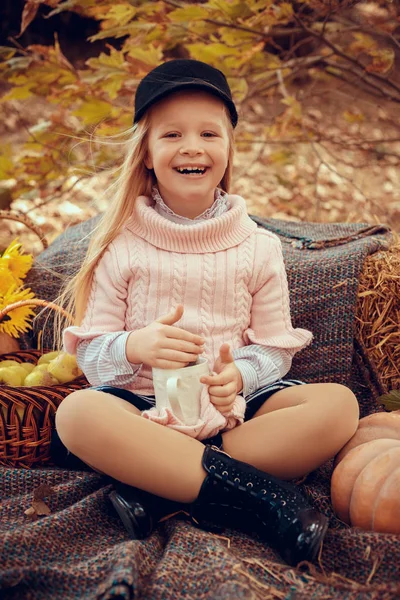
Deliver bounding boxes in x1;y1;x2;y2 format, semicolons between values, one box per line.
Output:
64;194;312;401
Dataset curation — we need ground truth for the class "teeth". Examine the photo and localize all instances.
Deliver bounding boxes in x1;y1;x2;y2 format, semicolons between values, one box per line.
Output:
176;167;207;174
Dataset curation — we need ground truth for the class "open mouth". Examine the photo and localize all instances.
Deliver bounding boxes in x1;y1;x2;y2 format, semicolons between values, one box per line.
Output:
174;166;208;176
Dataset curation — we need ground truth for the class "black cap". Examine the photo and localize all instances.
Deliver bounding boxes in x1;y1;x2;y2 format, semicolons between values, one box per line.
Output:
134;59;238;128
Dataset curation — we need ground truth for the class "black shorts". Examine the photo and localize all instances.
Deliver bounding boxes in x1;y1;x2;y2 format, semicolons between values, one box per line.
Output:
50;378;305;471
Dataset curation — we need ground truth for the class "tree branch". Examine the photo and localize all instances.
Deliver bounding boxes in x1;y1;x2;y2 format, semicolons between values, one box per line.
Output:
293;14;400;98
162;0;313;40
317;141;397;170
332;14;400;51
318;63;399;104
322;58;400;103
24;175;89;214
235;136;400;147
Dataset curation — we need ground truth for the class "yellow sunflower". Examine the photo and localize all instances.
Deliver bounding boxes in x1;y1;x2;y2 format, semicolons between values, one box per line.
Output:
0;239;33;284
0;265;16;296
0;284;37;338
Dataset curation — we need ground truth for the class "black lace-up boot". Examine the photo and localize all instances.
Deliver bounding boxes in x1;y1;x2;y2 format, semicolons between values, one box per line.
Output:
109;481;186;539
190;446;328;566
107;433;225;540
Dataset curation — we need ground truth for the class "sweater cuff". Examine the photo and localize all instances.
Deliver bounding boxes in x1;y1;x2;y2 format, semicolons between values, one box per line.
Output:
234;359;259;398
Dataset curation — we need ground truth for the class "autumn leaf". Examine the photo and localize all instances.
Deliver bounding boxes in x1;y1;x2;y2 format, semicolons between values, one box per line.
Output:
99;4;137;28
0;83;36;102
24;483;56;520
281;96;302;120
127;44;162;67
95;117;133;137
73;98;113;125
17;1;40;38
89;22;154;42
101;74;126;99
278;2;294;20
0;147;14;180
187;42;237;66
45;0;81;19
379;390;400;412
234;41;265;69
54;34;76;72
223;0;254;21
349;32;377;55
366;48;395;74
269;150;294;165
86;47;126;72
168;5;210;23
33;483;55;502
227;77;248;102
32;500;52;515
0;47;17;61
206;0;252;21
219;27;256;46
343;110;365;123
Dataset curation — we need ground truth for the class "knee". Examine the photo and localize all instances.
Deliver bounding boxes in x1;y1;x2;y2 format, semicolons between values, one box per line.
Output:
55;390;94;449
323;383;359;437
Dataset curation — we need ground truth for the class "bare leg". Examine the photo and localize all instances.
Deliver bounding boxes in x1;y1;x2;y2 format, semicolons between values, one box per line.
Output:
222;383;359;480
55;389;206;503
55;383;359;503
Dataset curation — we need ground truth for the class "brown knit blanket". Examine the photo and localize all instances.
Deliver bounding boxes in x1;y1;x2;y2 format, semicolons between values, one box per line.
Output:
1;217;399;599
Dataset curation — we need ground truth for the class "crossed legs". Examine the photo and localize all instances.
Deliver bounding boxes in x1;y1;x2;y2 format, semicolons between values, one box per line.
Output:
55;382;359;501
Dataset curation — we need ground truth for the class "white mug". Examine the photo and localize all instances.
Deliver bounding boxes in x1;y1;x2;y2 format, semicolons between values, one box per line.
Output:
152;357;209;426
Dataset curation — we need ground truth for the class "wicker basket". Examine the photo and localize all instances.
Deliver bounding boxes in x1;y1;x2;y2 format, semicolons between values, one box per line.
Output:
0;349;89;468
0;297;89;468
0;209;49;250
0;215;90;468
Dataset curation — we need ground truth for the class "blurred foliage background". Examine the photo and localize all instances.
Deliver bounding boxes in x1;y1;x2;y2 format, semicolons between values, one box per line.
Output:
0;0;399;253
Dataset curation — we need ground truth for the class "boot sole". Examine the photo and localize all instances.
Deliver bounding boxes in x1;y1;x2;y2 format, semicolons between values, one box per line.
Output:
296;514;329;565
109;490;153;539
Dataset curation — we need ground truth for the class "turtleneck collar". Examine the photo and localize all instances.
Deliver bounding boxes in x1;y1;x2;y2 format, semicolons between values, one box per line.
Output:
125;194;257;253
151;186;230;224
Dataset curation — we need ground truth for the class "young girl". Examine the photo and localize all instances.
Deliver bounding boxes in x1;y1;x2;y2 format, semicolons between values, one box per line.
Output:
52;59;359;566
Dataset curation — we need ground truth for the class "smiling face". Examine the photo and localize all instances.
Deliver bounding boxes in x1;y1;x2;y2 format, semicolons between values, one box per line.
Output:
145;90;231;219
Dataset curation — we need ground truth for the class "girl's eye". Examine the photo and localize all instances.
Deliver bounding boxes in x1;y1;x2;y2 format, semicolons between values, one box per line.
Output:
202;132;217;138
164;133;179;138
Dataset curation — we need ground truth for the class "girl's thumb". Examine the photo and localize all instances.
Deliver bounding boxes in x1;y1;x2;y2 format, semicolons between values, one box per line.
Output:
156;304;184;325
220;343;234;363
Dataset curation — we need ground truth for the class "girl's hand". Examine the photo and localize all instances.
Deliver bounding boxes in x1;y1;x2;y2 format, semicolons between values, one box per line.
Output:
126;304;205;369
200;343;243;416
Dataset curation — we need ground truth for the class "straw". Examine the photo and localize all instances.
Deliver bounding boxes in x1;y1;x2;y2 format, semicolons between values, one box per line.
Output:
356;238;400;393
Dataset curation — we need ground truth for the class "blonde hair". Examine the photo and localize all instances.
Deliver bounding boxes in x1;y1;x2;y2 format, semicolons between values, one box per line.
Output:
53;103;235;351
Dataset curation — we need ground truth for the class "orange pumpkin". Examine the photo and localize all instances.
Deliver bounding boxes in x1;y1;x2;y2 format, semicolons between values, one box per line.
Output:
334;410;400;466
331;410;400;533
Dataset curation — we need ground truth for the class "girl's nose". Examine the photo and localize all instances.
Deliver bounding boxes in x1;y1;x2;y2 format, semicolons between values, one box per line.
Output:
179;145;204;156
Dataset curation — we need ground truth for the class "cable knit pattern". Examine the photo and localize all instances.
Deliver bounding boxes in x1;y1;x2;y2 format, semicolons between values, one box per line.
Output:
242;230;312;348
200;252;215;362
63;195;313;405
171;251;185;313
232;238;253;348
130;236;151;333
85;274;98;331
